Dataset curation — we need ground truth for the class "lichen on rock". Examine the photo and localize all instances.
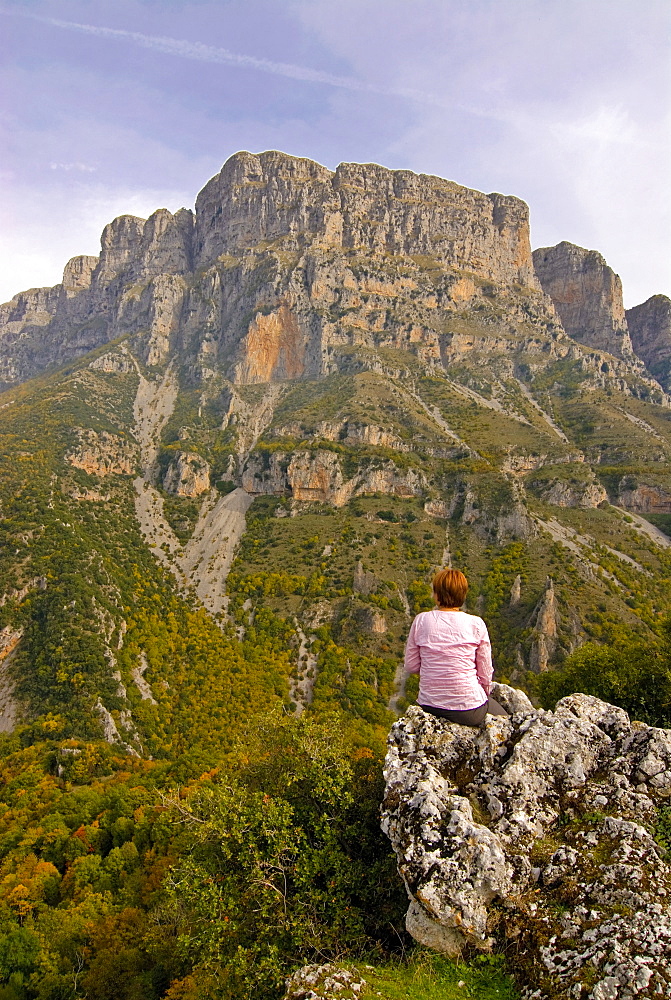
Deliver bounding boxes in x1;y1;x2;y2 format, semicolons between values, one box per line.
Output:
381;686;671;998
283;964;366;1000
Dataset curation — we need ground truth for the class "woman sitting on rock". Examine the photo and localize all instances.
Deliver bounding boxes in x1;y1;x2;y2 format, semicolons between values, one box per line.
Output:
404;568;508;725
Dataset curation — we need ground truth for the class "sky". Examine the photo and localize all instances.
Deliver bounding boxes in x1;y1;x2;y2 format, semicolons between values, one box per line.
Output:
1;0;669;308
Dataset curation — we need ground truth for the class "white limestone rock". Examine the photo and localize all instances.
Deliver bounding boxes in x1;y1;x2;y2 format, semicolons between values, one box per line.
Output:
381;691;671;997
283;964;366;1000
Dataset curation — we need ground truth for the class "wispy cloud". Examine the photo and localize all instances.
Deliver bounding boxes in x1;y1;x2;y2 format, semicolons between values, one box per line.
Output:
4;8;455;110
49;161;96;172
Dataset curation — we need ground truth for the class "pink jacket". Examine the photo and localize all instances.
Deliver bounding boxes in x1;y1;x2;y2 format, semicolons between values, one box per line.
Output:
404;609;493;710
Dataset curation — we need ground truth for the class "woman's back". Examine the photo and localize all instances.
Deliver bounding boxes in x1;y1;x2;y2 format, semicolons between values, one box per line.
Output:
405;608;492;711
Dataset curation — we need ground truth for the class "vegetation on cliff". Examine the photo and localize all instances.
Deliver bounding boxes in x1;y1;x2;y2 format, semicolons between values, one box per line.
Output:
1;151;670;997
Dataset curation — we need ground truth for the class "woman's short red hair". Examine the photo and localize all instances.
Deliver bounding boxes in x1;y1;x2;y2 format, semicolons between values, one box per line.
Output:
432;568;468;608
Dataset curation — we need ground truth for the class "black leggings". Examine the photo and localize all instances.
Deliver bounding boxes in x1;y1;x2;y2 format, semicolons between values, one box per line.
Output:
419;697;509;727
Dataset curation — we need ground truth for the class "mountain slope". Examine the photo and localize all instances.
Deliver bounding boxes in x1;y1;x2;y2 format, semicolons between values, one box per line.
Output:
1;151;670;749
1;149;671;1000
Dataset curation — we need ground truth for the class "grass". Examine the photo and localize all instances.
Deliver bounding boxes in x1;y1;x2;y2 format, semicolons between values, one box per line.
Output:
416;376;565;463
162;493;202;542
653;803;671;853
355;951;518;1000
227;493;444;656
270;369;451;455
552;392;671;465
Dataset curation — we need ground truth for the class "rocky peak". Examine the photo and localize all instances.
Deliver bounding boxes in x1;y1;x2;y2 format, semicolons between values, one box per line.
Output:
195;150;539;287
195;150;333;264
62;255;98;295
528;576;559;672
135;207;194;279
509;573;522;606
626;293;671;390
97;214;147;286
533;241;635;359
95;208;195;288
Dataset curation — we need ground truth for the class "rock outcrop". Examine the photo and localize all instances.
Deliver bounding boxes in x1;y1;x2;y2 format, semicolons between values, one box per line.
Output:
382;689;671;998
162;451;211;497
617;476;671;514
531;473;608;509
241;449;426;506
66;430;137;477
626;294;671;390
533;242;635;360
461;486;537;544
528;577;559;672
352;560;377;596
283;964;366;1000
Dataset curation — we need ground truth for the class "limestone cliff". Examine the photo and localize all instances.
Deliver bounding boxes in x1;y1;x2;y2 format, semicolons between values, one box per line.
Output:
617;475;671;514
3;152;666;407
0;207;193;389
529;471;608;509
626;294;671;390
195;150;539;286
533;241;635;360
241;449;426;506
163;451;211;497
383;691;671;998
0;150;544;390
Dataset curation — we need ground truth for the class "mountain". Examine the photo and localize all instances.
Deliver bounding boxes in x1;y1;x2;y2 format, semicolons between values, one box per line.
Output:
627;293;671;391
1;148;671;740
0;149;670;998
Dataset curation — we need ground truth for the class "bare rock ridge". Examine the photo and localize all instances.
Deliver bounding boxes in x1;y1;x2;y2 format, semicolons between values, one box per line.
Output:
382;689;671;998
0;206;194;389
194;150;539;285
1;152;668;396
1;150;539;390
626;294;671;391
533;241;635;360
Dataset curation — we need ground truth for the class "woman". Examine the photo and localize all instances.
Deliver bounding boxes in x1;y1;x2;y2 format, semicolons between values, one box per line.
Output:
404;568;508;726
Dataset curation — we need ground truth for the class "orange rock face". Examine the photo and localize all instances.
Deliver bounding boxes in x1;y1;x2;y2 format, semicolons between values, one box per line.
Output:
618;482;671;513
234;303;306;383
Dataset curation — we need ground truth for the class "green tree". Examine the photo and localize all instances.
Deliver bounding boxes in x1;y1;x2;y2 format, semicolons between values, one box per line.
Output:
538;615;671;727
163;713;406;998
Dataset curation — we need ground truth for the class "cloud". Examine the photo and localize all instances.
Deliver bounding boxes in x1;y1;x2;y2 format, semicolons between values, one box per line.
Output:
293;0;671;305
2;8;464;111
49;162;97;172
